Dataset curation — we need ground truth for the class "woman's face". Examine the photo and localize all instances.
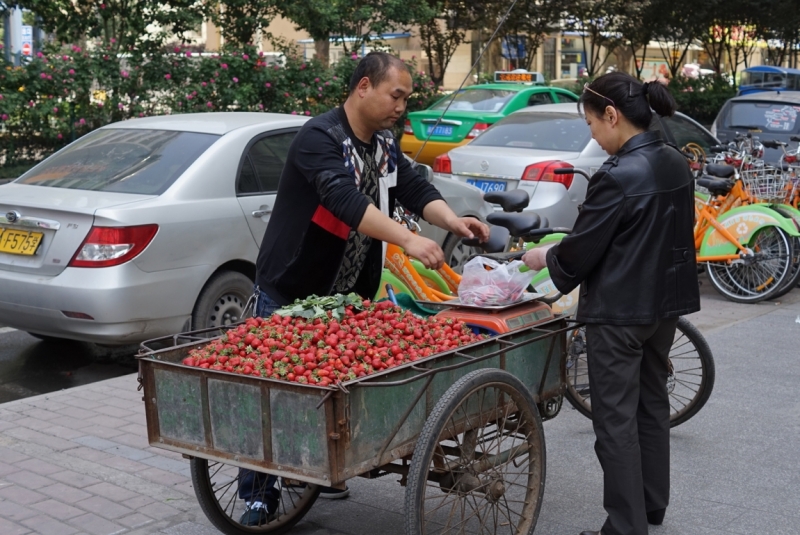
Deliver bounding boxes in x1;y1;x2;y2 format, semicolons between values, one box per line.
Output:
585;105;621;155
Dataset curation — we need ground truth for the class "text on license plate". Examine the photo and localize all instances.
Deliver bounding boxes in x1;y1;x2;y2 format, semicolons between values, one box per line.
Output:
426;125;453;136
466;179;507;192
0;227;44;256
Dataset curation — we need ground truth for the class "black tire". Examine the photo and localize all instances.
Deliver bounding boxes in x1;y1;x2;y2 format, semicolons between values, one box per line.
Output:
190;458;320;534
564;317;715;428
706;226;794;303
405;369;545;535
769;232;800;298
442;232;484;275
192;271;254;330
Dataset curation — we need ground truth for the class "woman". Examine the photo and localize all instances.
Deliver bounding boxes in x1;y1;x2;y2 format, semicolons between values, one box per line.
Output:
522;72;700;535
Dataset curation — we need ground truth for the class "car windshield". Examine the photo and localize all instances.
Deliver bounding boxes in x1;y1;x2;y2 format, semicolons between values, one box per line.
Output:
470;112;592;152
17;128;220;194
429;89;516;113
725;102;800;133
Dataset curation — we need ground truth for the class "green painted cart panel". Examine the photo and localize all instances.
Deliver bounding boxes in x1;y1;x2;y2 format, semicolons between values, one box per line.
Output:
208;379;263;458
270;389;329;471
154;368;205;445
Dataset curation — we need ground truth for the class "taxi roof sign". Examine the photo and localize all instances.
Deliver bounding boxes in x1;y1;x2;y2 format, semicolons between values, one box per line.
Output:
494;70;545;85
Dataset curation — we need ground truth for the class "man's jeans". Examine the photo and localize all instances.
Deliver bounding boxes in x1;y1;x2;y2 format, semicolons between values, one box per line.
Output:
238;287;280;509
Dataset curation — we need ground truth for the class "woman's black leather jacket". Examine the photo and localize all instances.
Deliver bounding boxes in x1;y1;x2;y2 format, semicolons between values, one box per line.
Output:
546;130;700;325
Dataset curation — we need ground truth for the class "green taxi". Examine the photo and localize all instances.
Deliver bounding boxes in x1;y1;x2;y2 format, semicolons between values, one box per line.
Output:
401;71;580;165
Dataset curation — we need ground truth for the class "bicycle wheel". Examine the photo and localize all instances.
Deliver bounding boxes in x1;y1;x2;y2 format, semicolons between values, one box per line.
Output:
564;317;715;428
190;458;320;535
769;235;800;299
706;226;794;303
404;369;545;535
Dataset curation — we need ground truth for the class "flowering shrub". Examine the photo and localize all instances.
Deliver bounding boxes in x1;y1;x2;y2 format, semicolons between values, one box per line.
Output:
0;43;440;176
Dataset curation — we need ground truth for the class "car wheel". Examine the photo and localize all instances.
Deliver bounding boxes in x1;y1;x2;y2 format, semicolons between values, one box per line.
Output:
191;271;254;331
442;232;483;275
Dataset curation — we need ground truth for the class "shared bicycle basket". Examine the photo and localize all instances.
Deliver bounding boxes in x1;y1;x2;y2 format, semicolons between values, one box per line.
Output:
739;166;790;202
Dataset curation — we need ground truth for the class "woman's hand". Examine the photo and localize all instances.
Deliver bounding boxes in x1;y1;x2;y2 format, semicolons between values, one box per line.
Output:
521;245;553;271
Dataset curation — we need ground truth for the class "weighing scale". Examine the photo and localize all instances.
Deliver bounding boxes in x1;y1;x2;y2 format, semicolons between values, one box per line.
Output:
417;293;554;335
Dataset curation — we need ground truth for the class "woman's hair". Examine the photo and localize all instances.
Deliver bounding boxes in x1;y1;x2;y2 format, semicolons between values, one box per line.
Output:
579;72;676;130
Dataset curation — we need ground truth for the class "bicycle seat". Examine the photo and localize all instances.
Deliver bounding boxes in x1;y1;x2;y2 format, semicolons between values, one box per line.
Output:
483;189;530;212
705;163;736;179
696;176;733;196
486;212;541;237
461;224;509;254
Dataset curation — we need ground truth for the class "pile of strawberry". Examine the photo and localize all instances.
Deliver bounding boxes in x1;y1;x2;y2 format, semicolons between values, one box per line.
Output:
181;299;485;387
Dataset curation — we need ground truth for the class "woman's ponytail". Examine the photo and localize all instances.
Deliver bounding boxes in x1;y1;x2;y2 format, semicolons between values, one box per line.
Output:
580;72;678;131
644;81;676;118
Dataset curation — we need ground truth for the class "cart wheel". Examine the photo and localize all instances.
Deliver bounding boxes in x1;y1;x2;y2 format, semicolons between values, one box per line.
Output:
190;458;320;534
564;317;716;428
404;369;545;535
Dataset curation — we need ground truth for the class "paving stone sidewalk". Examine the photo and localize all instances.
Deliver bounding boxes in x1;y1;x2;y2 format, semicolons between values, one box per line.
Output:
0;284;799;535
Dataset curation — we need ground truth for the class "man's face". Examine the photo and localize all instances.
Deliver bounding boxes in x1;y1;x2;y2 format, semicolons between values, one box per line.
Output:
362;67;413;131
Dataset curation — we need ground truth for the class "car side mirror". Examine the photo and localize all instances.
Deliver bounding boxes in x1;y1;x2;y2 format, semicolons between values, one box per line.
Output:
414;163;434;183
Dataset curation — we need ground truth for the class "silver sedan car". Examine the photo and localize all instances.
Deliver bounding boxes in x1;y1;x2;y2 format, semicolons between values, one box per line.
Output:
434;103;719;227
0;112;491;345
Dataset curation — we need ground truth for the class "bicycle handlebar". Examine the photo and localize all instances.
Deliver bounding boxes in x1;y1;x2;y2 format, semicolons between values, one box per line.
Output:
554;167;591;179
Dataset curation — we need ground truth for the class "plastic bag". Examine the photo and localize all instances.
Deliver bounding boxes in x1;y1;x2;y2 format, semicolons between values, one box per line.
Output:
459;257;535;306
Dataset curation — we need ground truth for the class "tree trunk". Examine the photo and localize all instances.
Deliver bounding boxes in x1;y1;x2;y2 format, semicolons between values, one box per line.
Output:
314;39;330;68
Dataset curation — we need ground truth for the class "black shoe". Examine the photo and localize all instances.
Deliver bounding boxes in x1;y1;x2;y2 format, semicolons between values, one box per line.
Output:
579;531;601;535
318;485;350;499
647;508;666;525
239;503;275;526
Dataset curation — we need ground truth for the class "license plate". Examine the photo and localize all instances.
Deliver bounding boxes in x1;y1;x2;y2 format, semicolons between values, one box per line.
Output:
426;125;453;136
0;227;44;255
466;179;507;193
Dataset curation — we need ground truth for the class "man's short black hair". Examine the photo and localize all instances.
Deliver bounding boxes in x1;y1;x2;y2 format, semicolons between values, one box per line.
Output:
348;52;411;94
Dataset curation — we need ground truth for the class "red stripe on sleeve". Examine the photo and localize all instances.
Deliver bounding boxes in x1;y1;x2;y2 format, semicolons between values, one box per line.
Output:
311;205;351;240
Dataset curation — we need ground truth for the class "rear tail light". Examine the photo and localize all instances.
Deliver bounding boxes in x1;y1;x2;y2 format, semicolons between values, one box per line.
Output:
403;120;414;135
521;160;574;188
466;123;489;139
433;154;452;174
69;225;158;268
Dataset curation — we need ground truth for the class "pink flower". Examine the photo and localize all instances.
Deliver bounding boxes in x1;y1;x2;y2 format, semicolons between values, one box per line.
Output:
221;63;228;69
120;70;129;78
97;102;104;107
284;92;289;97
57;133;63;139
242;54;249;60
314;77;320;82
304;111;310;115
187;94;193;100
100;3;106;8
351;54;357;60
318;93;322;97
258;103;264;110
325;81;330;86
118;103;124;109
201;82;207;87
318;86;322;91
174;46;181;53
291;111;297;115
79;118;86;125
185;51;192;57
206;101;213;108
165;73;171;80
300;63;306;70
233;77;239;83
265;82;271;88
0;95;3;99
62;55;69;60
71;45;81;53
139;112;144;117
53;107;58;113
40;73;47;79
1;114;8;120
110;38;116;43
69;69;75;75
36;52;43;58
209;78;215;83
259;51;264;57
333;75;338;80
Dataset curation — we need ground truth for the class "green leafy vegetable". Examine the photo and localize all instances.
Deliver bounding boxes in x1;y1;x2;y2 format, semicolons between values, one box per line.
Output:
275;293;365;320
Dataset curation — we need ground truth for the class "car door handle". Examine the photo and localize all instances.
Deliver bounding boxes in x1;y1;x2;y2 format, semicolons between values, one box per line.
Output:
251;209;272;217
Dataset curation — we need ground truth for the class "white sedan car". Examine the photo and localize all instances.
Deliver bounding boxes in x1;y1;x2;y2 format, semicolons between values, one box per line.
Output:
0;113;490;345
433;103;719;227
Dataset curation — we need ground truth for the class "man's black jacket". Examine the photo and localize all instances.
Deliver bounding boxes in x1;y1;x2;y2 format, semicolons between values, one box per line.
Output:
546;130;700;325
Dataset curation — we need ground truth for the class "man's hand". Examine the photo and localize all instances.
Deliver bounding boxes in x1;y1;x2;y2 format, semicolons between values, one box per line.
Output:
521;245;553;271
449;217;491;242
403;233;445;270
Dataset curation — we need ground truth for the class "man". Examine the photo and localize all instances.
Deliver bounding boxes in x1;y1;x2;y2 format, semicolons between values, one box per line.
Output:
238;51;489;526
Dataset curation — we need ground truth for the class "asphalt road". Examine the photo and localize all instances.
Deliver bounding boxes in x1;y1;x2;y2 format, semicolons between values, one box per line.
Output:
0;328;139;404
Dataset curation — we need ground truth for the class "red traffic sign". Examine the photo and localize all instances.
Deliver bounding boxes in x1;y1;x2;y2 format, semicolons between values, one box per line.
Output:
21;42;32;56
